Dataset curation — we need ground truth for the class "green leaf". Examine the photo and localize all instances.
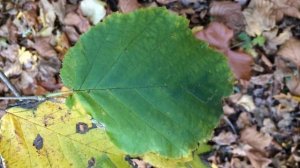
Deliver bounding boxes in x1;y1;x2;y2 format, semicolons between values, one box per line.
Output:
0;101;129;168
61;7;233;158
252;35;265;46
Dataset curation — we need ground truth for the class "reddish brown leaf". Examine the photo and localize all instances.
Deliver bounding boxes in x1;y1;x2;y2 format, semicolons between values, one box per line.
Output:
31;37;57;58
195;22;233;52
195;22;253;80
118;0;141;13
226;50;253;80
64;11;90;33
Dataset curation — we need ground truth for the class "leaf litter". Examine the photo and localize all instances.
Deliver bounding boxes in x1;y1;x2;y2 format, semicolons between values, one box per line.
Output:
1;0;300;167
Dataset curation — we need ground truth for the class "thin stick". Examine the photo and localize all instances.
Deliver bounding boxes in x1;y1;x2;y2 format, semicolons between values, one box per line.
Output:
0;96;46;101
0;71;21;97
222;115;237;134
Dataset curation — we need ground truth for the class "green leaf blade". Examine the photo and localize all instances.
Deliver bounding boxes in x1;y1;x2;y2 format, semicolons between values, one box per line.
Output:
61;7;233;158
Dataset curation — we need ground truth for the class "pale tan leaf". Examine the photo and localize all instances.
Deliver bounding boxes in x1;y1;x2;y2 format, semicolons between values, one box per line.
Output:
277;38;300;67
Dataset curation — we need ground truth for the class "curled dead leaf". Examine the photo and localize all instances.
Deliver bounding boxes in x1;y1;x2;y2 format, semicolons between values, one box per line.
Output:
210;1;245;32
195;22;233;52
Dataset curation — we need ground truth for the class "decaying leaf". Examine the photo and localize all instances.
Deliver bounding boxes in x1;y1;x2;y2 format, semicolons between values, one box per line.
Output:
241;127;272;152
118;0;141;13
263;28;292;55
212;131;238;145
243;0;300;36
277;38;300;67
243;0;276;36
195;22;253;80
210;1;245;32
30;36;57;58
0;44;19;62
0;101;130;168
272;0;300;20
246;149;272;168
64;11;90;33
39;0;56;28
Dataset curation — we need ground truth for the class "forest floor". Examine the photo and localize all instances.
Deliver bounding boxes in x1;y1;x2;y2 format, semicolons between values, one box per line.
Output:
0;0;300;168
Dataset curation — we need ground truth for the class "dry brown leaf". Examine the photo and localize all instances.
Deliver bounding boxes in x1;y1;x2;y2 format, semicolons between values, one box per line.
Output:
263;28;292;54
243;0;276;36
195;22;233;52
223;105;235;115
52;0;66;23
0;44;19;62
39;0;56;28
241;127;272;152
64;11;90;33
236;112;251;129
212;131;238;145
246;149;272;168
195;22;253;80
31;37;57;58
272;0;300;20
277;38;300;67
63;26;80;43
118;0;141;13
0;18;18;43
286;77;300;96
261;118;276;134
225;50;253;80
210;1;245;32
250;74;273;86
230;158;251;168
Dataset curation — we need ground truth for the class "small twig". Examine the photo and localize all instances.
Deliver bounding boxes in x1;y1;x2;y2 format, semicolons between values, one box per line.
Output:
222;115;237;134
0;96;46;101
0;71;21;97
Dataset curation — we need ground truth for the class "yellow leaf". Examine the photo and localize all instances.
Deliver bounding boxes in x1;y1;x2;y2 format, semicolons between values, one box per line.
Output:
0;101;129;168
